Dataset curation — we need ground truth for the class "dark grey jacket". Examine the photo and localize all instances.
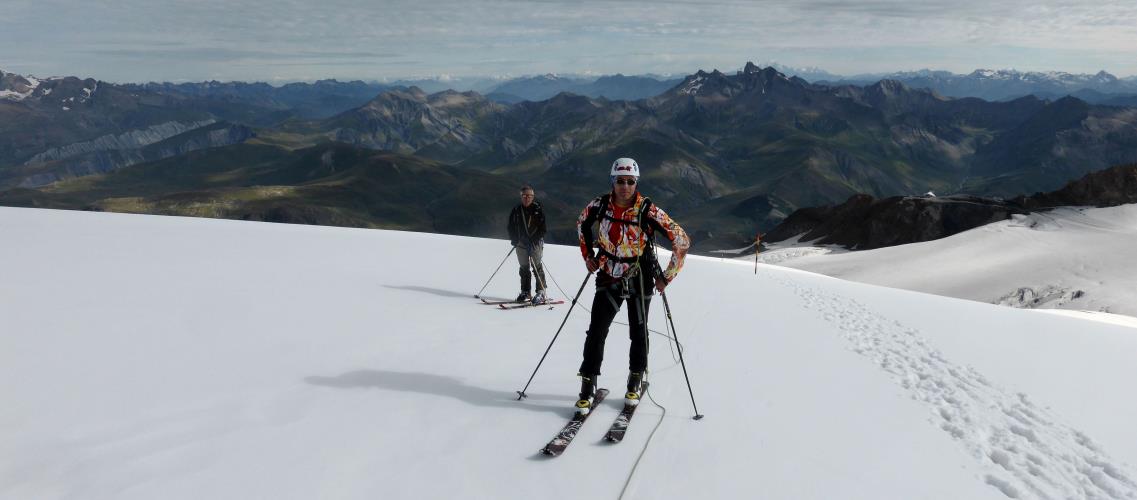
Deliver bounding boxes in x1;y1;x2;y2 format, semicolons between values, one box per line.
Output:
508;201;546;248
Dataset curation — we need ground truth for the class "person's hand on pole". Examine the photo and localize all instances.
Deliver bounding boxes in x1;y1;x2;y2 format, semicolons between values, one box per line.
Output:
585;257;599;273
655;276;668;293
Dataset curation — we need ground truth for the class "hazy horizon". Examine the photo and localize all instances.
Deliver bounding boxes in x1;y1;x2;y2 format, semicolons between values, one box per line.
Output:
5;63;1137;87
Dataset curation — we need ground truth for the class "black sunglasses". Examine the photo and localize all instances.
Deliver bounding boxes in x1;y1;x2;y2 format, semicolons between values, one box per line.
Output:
615;178;637;186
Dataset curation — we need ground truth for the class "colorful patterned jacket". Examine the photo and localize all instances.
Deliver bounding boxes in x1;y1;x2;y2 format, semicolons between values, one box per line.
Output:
577;192;691;285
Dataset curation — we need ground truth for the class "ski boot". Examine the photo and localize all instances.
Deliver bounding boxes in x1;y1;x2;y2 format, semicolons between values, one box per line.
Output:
625;371;644;406
531;290;547;305
515;291;531;303
575;374;597;415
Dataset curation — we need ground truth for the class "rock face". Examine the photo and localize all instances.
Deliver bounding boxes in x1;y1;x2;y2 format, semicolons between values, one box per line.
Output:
1014;163;1137;208
325;88;504;156
25;120;218;165
15;122;255;187
764;194;1030;250
765;163;1137;251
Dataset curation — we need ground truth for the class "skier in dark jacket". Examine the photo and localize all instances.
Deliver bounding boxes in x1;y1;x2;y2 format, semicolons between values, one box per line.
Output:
573;158;690;414
507;184;548;304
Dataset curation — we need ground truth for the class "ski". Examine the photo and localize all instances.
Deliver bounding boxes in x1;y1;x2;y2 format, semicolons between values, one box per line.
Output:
480;298;523;305
540;388;609;457
604;382;649;443
499;300;565;310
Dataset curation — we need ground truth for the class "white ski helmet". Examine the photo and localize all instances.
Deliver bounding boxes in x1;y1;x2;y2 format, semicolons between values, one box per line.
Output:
610;157;640;177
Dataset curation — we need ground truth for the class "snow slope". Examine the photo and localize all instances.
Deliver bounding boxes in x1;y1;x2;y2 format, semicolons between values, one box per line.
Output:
2;206;1136;500
765;205;1137;319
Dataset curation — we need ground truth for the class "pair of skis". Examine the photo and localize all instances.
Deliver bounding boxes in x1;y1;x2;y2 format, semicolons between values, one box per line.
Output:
540;383;649;457
480;298;565;310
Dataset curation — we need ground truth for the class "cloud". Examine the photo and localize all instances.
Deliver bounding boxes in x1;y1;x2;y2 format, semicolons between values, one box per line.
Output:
82;47;403;62
2;0;1136;81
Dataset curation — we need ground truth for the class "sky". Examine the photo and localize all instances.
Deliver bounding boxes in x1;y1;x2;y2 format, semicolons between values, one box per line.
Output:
2;0;1137;83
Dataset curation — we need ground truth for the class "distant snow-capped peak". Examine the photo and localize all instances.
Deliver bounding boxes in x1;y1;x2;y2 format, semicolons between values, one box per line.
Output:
967;68;1119;86
0;71;43;101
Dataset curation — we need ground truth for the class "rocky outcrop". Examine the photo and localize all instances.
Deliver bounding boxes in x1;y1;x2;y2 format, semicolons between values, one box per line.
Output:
25;120;218;165
0;71;39;100
764;194;1030;250
765;163;1137;251
1014;163;1137;208
326;88;502;155
16;123;254;187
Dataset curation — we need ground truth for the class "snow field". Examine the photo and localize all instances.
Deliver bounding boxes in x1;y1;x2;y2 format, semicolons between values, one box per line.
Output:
1;206;1136;499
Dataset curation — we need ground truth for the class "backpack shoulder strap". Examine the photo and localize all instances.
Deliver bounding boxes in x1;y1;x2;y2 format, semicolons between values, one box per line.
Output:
638;197;654;231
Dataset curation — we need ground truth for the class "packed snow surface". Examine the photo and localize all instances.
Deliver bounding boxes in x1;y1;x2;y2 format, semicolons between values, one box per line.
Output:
765;205;1137;318
2;207;1136;500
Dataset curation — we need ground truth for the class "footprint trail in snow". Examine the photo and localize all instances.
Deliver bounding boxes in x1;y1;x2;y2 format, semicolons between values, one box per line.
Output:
770;272;1137;499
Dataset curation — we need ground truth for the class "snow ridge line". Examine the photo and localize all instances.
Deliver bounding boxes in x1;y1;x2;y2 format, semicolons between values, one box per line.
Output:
768;272;1137;499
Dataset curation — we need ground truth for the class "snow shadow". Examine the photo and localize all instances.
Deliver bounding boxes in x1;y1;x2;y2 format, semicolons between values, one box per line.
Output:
304;370;567;415
382;284;473;299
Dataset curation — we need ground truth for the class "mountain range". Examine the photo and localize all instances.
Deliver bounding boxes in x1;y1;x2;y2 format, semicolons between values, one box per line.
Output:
4;63;1137;251
826;68;1137;102
485;73;684;103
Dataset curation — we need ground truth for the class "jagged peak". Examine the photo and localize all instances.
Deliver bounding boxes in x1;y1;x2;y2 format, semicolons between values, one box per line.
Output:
673;62;803;97
738;64;788;83
868;79;911;94
677;69;727;96
1093;70;1118;82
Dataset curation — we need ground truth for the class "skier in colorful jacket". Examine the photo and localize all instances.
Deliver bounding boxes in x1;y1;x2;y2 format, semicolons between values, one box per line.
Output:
573;157;691;414
507;184;548;304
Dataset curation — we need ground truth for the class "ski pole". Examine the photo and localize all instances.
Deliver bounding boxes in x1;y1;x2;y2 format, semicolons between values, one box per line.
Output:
659;289;704;420
529;253;549;297
516;270;594;400
474;246;516;298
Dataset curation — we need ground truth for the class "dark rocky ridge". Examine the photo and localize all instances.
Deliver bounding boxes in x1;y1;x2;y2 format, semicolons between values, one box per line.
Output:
1014;163;1137;208
765;163;1137;250
764;194;1030;250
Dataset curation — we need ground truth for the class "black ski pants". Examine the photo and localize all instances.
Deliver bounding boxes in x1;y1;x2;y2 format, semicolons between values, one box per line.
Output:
579;277;652;377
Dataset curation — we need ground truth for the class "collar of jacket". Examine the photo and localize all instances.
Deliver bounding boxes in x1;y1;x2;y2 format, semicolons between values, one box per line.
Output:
607;192;644;213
